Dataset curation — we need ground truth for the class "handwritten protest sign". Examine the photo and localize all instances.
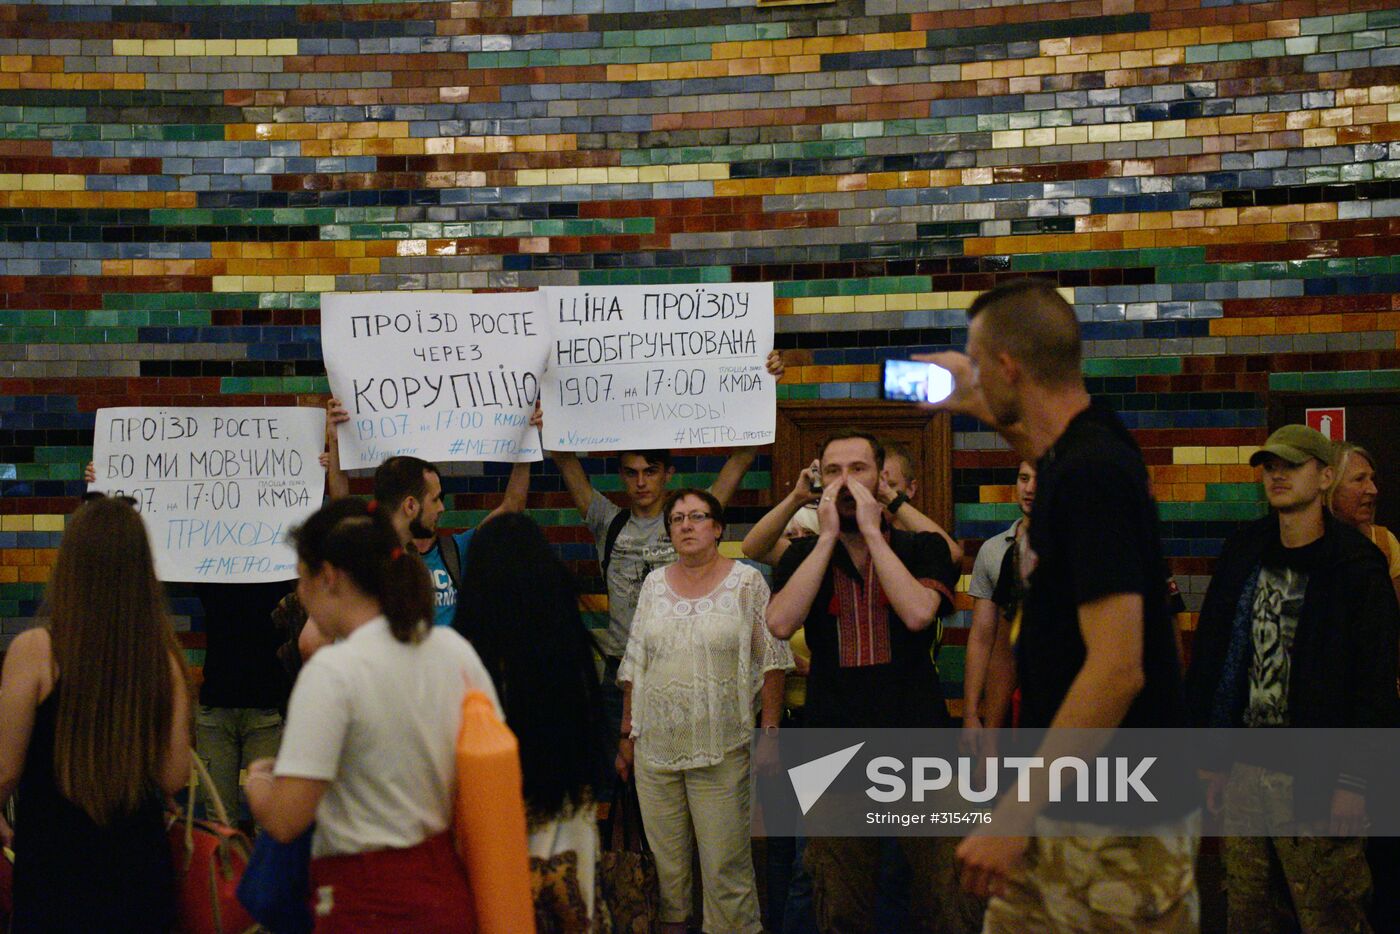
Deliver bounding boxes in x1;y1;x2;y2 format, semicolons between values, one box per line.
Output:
540;283;775;451
90;407;326;582
322;291;547;468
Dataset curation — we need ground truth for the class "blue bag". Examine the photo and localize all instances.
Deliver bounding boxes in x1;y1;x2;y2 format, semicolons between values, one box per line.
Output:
236;827;313;934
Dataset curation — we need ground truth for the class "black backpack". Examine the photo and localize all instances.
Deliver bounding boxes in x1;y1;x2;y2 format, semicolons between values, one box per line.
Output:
600;509;630;580
438;533;462;592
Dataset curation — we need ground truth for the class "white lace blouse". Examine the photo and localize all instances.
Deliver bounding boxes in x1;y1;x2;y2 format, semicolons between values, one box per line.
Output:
619;561;794;771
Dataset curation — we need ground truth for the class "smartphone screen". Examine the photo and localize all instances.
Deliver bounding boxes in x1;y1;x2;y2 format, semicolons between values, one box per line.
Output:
881;359;954;404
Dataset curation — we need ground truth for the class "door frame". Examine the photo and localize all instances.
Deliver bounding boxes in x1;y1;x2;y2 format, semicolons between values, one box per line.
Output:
1266;389;1400;431
774;400;953;532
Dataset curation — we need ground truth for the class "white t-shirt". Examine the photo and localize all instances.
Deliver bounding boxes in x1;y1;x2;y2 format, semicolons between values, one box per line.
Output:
275;616;502;858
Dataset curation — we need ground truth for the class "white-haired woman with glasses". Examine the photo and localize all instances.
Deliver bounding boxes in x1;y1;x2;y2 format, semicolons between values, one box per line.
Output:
616;487;792;934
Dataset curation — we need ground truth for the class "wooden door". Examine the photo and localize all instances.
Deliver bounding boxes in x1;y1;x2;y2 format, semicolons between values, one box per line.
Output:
1269;390;1400;528
772;400;953;532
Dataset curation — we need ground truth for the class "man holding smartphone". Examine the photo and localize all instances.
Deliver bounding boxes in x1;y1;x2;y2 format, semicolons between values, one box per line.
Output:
918;279;1199;933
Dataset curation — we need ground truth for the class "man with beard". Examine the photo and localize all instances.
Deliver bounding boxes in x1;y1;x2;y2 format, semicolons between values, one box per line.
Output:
766;430;974;934
325;398;530;629
368;454;528;628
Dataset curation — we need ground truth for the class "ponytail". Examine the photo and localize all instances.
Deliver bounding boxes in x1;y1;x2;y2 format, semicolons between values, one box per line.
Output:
290;498;434;643
381;546;433;643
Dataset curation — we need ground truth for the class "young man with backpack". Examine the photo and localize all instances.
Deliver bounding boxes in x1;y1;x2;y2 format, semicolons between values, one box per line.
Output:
535;351;784;777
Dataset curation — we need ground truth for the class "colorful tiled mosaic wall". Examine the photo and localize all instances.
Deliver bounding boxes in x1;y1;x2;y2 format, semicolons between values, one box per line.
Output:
3;0;1399;690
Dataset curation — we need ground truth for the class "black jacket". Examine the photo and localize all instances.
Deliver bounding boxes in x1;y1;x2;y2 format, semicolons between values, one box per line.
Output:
1184;511;1400;811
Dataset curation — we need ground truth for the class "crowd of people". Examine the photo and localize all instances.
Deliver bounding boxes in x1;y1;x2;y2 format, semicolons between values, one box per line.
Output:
1;279;1399;932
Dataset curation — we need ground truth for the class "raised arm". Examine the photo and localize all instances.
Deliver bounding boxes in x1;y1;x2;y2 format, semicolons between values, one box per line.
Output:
481;461;531;525
551;450;596;517
767;486;841;639
325;397;351;500
742;459;820;565
852;481;940;631
914;351;1033;461
889;503;962;563
880;480;963;563
532;404;598;517
709;351;785;506
767;540;836;640
710;447;756;508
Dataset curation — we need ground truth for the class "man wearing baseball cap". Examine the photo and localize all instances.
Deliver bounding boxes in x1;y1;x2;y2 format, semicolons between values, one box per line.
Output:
1185;424;1400;930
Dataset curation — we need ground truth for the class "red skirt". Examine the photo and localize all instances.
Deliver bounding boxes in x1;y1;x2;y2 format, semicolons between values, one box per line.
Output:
309;831;476;934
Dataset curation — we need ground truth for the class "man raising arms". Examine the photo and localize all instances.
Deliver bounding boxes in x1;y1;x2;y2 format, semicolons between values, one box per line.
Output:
765;430;969;933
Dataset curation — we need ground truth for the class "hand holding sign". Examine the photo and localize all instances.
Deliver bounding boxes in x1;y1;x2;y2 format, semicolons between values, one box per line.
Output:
540;283;776;451
322;291;548;468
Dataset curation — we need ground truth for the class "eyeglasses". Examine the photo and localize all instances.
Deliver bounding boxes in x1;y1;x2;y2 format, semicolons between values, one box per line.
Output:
668;511;713;526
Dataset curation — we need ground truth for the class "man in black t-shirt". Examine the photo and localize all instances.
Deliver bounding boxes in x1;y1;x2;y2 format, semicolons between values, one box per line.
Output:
918;279;1199;932
767;430;975;933
1184;424;1400;931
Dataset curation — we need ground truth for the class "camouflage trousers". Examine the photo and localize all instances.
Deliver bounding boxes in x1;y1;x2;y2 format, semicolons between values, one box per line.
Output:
1221;763;1372;934
982;812;1200;934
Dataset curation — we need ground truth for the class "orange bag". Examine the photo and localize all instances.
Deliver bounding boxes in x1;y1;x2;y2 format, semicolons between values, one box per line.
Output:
453;690;536;934
168;756;257;934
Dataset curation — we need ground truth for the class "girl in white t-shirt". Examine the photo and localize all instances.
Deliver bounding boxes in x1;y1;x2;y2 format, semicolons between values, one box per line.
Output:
245;498;501;934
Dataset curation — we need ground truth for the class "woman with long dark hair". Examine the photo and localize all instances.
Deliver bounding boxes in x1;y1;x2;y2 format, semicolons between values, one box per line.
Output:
0;496;193;932
245;497;501;933
454;512;607;931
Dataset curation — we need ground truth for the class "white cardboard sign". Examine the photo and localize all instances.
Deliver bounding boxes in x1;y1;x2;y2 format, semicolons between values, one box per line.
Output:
539;283;776;450
90;407;326;582
322;291;547;468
